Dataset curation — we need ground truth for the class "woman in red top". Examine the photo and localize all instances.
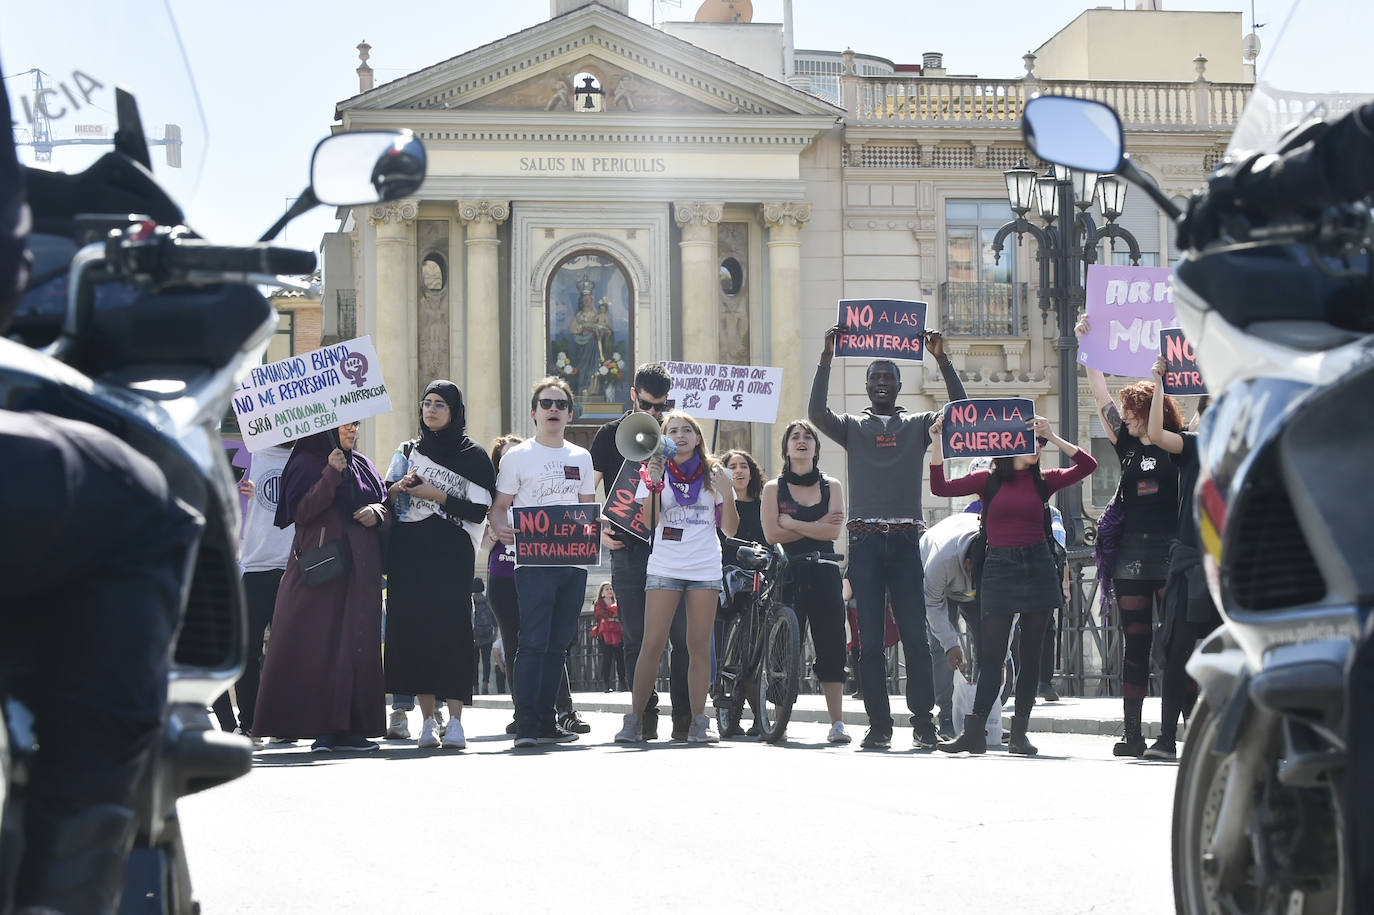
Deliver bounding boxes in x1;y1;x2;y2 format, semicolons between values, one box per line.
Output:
929;411;1096;755
592;582;626;692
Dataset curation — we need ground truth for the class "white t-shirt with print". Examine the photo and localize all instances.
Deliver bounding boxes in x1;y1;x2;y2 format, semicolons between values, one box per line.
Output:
635;478;726;582
495;438;597;567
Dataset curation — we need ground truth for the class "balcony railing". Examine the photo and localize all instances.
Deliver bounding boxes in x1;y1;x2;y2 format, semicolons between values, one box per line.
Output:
847;75;1251;130
939;280;1026;336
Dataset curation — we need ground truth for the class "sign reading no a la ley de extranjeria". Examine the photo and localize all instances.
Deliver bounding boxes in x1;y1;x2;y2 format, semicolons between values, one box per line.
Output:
231;336;393;452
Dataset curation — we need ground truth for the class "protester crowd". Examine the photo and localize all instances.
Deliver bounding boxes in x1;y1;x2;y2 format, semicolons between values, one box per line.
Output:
216;337;1213;756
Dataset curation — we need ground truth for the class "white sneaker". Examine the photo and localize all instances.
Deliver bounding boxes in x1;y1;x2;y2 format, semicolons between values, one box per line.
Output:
386;709;410;740
433;705;445;730
614;713;643;743
687;714;719;744
827;721;852;745
418;716;440;749
441;717;466;750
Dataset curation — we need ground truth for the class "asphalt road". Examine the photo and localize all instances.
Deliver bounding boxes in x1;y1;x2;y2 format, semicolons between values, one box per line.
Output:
179;707;1178;914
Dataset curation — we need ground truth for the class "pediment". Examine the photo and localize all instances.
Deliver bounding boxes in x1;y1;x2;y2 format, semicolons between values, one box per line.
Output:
337;3;841;121
463;55;718;115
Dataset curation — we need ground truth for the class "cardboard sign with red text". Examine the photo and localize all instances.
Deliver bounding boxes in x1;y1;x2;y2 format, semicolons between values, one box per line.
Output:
513;503;602;567
833;299;927;361
941;398;1037;459
602;460;650;543
1159;328;1207;395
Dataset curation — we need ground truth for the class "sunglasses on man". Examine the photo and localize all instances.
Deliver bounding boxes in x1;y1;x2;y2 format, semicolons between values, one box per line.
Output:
637;397;669;412
537;397;571;411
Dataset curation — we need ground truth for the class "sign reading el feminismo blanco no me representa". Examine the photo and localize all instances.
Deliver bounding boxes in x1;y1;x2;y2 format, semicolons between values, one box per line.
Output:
232;336;392;452
662;361;782;425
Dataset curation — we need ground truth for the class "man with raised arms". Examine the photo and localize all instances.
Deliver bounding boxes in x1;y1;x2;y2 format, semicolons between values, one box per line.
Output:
809;327;966;749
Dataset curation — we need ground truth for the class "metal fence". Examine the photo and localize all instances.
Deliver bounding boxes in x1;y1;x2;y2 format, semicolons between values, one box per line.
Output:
561;554;1153;700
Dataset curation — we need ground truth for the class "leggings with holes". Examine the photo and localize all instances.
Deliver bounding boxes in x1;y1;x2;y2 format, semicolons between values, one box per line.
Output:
1115;578;1165;700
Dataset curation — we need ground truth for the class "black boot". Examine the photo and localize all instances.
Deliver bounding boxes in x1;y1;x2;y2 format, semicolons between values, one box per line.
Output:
1008;713;1038;756
1114;698;1146;757
14;803;139;915
937;714;987;755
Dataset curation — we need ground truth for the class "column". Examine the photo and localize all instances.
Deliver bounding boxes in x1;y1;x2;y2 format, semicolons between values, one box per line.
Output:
762;201;812;430
458;199;510;447
674;201;723;364
368;200;417;462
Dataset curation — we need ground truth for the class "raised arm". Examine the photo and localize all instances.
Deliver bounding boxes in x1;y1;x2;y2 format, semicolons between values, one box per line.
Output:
808;325;848;445
1075;316;1121;445
1030;415;1099;494
1148;356;1186;455
927;332;966;402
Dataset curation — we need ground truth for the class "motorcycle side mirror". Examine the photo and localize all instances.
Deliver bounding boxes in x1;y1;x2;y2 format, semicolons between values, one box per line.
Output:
1022;95;1185;223
310;130;427;206
1022;96;1124;174
258;130;427;243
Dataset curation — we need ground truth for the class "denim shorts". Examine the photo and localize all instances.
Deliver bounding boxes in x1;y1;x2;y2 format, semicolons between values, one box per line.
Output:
644;574;721;592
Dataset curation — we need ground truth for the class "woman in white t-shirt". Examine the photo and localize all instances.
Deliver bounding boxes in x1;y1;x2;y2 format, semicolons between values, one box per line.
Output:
616;411;738;744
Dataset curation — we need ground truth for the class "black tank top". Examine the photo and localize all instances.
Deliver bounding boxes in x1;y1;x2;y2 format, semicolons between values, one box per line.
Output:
777;476;834;556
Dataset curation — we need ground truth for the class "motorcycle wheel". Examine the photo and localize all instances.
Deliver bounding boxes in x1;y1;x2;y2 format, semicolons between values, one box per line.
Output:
1172;701;1348;914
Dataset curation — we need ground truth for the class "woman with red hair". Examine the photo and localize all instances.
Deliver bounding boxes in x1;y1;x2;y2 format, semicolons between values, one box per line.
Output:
1076;317;1184;757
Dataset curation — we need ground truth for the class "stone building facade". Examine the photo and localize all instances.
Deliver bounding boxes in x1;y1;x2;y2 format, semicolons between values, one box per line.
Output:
321;0;1248;529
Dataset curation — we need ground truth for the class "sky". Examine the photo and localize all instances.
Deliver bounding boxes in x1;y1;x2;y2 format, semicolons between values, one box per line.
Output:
7;0;1314;254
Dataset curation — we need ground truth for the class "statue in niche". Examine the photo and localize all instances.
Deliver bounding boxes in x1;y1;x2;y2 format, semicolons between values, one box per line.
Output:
546;76;572;111
568;277;608;398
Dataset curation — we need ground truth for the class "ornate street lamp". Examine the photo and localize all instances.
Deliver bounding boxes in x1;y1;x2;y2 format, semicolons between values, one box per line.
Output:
1096;172;1128;220
1004;159;1037;218
1034;169;1059;222
1072;169;1099;211
989;158;1142;547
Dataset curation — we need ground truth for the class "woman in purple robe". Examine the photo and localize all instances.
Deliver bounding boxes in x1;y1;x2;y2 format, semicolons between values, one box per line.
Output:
253;422;391;751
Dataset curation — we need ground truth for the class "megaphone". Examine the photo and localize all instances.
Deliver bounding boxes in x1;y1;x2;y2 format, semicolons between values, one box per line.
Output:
615;412;678;462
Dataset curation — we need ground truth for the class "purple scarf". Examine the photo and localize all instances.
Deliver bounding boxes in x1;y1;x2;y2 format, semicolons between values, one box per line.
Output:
1093;485;1126;617
274;431;387;529
666;453;706;506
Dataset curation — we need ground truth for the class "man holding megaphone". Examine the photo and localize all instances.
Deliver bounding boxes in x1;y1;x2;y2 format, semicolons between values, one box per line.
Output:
589;363;692;741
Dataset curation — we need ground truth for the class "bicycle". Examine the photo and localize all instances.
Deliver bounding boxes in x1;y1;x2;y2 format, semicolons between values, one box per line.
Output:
711;541;844;744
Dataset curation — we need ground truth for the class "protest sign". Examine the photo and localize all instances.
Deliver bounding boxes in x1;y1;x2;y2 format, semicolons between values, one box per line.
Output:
942;398;1037;459
602;459;651;543
231;336;392;452
395;451;494;551
513;503;602;567
1078;265;1177;377
662;361;782;424
832;299;927;361
1159;328;1207;395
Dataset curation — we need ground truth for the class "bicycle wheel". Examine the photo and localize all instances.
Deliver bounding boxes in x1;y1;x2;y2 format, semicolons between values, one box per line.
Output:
755;604;800;744
712;614;746;736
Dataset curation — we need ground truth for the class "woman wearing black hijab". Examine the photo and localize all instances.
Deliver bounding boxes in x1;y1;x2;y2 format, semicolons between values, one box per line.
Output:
382;381;497;750
254;421;390;751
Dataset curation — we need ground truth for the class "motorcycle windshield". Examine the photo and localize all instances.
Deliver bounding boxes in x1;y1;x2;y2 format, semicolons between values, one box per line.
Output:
1227;0;1374;158
1;0;207;209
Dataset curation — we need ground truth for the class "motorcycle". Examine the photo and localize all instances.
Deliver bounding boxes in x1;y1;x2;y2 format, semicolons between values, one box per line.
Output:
1021;4;1371;911
0;7;425;911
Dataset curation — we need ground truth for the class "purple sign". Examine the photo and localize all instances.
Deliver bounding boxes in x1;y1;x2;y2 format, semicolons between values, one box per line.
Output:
1078;265;1177;378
